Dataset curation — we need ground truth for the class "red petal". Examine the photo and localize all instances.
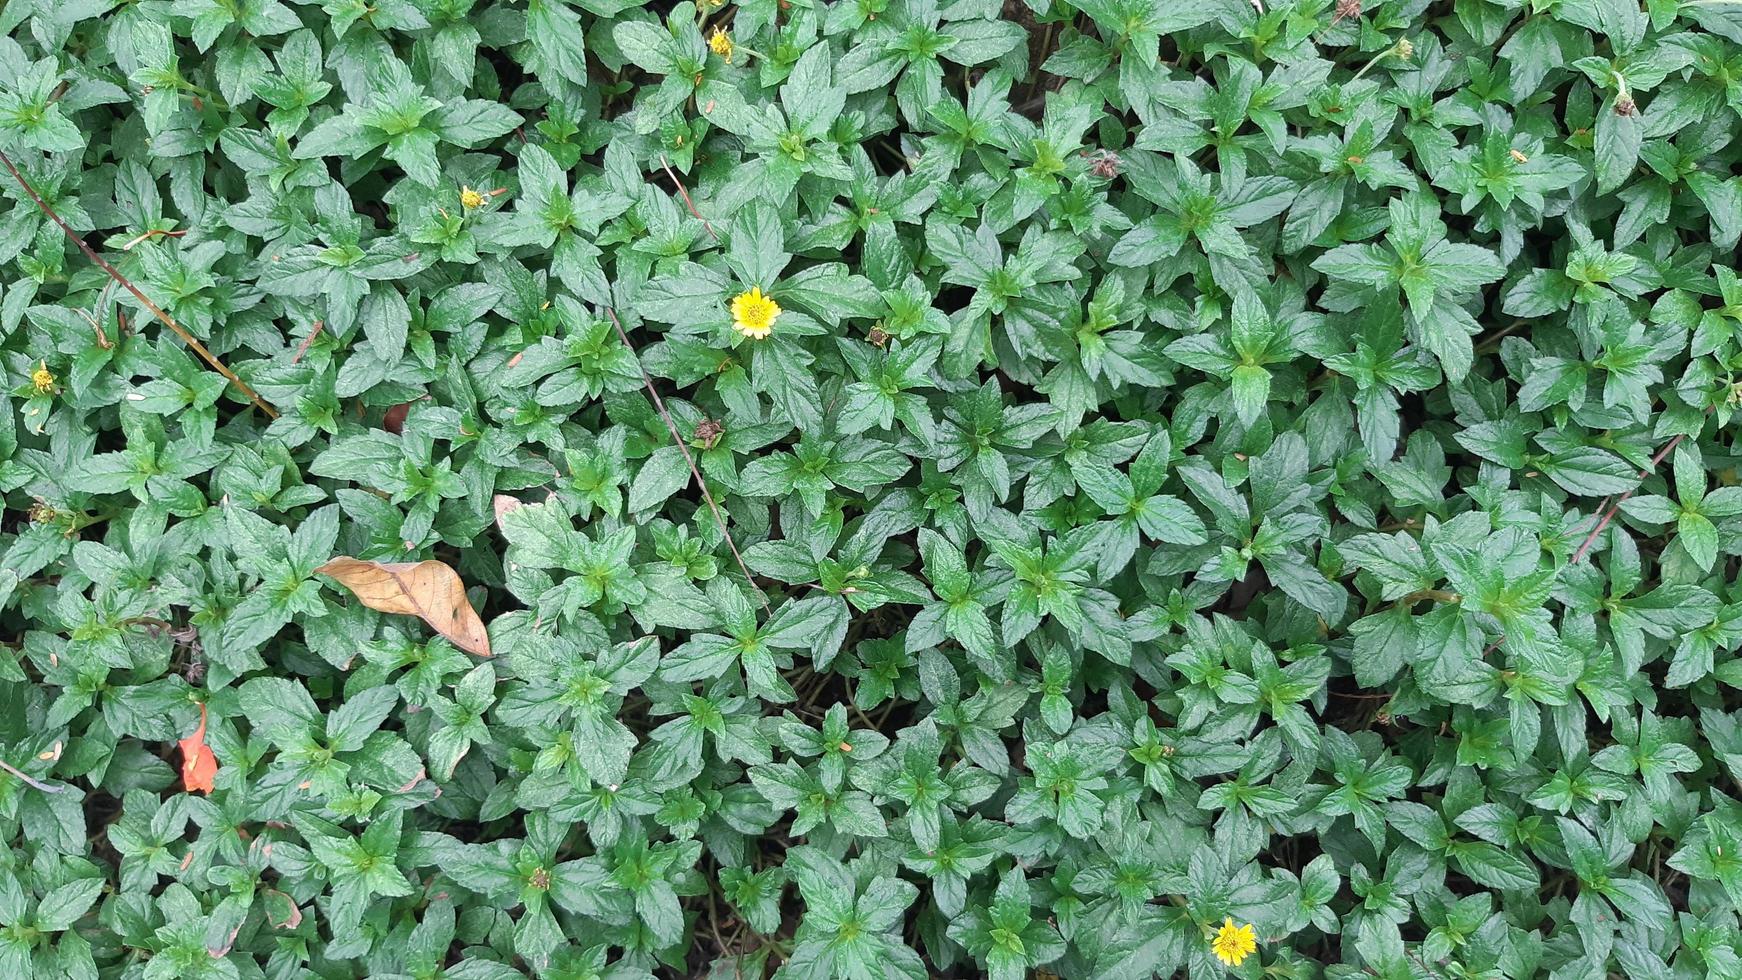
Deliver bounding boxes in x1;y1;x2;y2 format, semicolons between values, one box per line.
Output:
178;704;219;794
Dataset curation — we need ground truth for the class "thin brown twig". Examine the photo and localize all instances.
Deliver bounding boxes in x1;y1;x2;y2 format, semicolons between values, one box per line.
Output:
92;280;117;347
635;158;766;611
725;923;747;976
604;307;770;615
0;756;64;794
74;307;111;350
292;320;325;364
1026;23;1056;102
120;227;187;251
658;154;720;242
1474;319;1527;354
1571;408;1715;564
706;874;726;954
1568;494;1614;549
0;150;279;419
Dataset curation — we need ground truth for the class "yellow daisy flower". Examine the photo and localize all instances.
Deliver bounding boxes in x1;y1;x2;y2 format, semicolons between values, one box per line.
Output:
31;362;56;395
1211;918;1256;968
730;286;780;340
709;27;735;64
460;185;485;210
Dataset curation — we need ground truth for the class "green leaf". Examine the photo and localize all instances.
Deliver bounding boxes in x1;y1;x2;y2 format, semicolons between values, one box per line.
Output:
1595;101;1642;193
1539;448;1638;496
1229;364;1271;426
33;878;105;931
7;3;1742;976
627;446;693;514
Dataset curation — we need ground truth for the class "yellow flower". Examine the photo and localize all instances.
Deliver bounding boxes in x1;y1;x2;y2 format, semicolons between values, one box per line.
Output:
709;27;735;64
31;362;56;395
1211;918;1256;968
459;185;485;209
730;287;780;340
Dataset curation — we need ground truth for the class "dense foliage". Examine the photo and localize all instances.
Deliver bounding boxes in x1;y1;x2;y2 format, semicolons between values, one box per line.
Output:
5;0;1742;975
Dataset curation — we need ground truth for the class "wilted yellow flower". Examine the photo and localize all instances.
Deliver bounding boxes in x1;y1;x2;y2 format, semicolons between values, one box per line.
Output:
709;27;735;64
1394;38;1414;60
731;287;779;340
31;362;56;395
460;185;485;209
1210;918;1256;967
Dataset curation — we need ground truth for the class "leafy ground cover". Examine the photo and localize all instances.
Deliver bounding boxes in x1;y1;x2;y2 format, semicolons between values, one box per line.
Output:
4;0;1742;976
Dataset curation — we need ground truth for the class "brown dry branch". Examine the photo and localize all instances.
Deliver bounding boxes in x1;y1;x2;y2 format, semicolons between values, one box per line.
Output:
1571;406;1716;564
611;161;767;613
120;227;187;251
659;154;721;242
603;307;769;615
292;320;325;364
0;149;279;418
0;756;63;793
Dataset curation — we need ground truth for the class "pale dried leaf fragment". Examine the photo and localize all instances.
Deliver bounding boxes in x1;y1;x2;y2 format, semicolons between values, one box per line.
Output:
208;923;243;958
316;556;492;656
263;890;304;930
396;766;429;793
492;494;524;529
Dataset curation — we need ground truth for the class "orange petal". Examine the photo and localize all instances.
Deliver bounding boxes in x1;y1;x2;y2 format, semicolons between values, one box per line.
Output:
178;704;219;794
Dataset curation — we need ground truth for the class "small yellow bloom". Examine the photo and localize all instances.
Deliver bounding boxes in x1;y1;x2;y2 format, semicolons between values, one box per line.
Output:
730;287;780;340
1394;38;1414;60
460;185;485;210
31;362;56;395
1211;918;1257;968
709;27;735;64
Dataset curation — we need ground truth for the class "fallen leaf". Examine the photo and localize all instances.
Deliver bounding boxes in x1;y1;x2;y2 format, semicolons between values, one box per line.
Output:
178;703;218;794
382;402;410;434
492;494;523;530
316;556;492;656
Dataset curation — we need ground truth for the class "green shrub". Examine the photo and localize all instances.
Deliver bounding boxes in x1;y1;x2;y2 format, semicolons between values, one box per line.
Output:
4;0;1742;976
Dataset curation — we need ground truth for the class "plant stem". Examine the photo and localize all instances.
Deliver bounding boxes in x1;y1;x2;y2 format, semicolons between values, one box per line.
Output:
1571;405;1716;563
1349;37;1410;84
0;756;63;794
604;308;768;615
0;150;279;418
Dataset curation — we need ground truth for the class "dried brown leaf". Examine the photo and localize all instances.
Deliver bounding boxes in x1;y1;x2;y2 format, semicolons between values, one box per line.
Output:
315;556;492;656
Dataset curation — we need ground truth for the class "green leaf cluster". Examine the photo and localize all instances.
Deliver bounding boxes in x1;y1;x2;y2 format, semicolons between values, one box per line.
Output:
5;0;1742;976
